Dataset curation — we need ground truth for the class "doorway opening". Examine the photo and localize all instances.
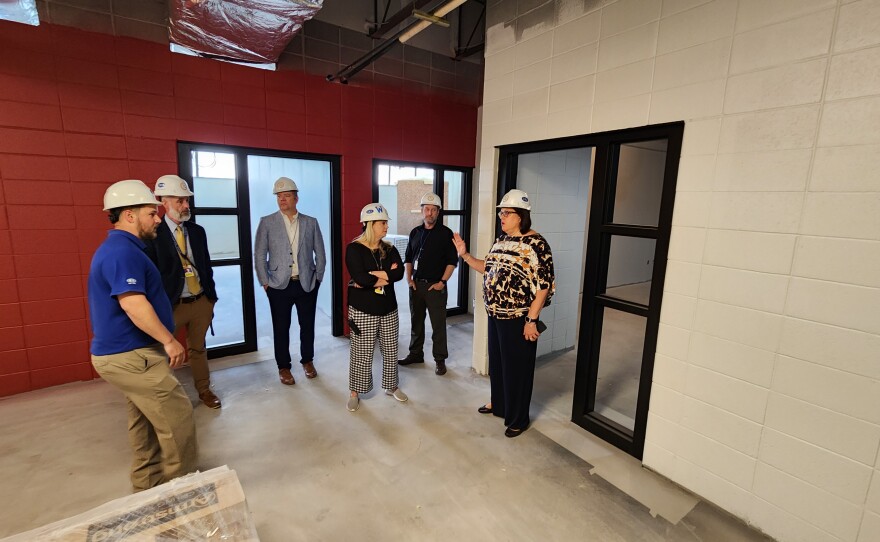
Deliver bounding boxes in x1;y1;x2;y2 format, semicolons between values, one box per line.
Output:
177;142;343;363
497;122;684;458
372;159;473;319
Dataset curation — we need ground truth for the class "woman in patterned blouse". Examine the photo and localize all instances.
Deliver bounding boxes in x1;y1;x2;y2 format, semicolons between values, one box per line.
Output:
452;189;555;438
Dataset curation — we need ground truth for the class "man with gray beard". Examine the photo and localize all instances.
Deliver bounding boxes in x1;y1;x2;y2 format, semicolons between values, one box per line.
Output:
145;175;220;409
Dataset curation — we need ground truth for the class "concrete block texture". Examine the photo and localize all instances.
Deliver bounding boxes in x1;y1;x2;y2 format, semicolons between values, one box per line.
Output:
477;2;880;541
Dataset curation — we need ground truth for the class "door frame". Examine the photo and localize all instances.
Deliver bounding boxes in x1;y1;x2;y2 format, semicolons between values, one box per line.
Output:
177;141;344;361
496;121;684;458
372;158;473;317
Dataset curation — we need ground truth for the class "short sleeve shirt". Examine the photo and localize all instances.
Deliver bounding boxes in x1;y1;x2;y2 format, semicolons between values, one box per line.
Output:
482;233;555;319
88;230;175;355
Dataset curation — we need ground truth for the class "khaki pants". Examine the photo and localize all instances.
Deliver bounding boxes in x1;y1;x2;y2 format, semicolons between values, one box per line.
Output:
92;344;198;491
173;295;215;393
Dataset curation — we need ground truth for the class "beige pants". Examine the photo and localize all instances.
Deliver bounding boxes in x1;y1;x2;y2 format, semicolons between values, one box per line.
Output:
92;344;198;491
173;295;215;394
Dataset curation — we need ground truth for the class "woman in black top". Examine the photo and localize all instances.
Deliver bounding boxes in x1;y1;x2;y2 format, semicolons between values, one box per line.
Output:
453;189;555;437
346;203;407;412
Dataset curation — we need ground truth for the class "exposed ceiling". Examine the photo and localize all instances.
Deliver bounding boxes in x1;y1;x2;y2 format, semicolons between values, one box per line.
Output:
20;1;484;99
26;1;484;66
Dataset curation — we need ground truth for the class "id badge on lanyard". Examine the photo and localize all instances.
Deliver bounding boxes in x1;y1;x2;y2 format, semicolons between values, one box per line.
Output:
176;227;195;277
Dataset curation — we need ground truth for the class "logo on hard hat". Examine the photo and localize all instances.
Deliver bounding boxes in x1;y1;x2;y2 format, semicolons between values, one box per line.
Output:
366;209;374;214
179;181;188;190
522;196;529;202
157;182;166;189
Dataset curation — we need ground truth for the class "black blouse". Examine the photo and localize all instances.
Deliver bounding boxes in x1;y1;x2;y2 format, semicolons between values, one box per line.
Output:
346;241;405;316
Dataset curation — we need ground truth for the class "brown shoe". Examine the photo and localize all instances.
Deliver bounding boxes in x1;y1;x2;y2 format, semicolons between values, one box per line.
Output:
198;390;221;409
303;361;318;379
279;368;295;385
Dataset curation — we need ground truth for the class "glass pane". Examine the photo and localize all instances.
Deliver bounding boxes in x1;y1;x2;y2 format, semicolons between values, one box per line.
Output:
196;215;240;260
378;164;390;185
443;215;462;309
246;154;334;328
381;165;435;186
207;265;245;348
612;139;667;226
192;151;236;178
605;236;655;305
594;306;646;432
443;170;464;211
193;176;237;208
379;167;435;239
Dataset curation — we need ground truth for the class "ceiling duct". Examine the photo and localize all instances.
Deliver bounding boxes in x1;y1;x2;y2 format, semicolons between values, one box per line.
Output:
169;0;323;64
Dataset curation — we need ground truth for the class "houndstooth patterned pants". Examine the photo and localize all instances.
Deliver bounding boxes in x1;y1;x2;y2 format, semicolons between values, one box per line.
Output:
348;307;399;394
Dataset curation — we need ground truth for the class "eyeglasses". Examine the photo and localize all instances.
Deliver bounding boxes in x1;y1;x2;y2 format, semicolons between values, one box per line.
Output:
498;210;516;218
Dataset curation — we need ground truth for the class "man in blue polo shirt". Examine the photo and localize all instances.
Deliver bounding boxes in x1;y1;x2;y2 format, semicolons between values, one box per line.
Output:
88;179;198;492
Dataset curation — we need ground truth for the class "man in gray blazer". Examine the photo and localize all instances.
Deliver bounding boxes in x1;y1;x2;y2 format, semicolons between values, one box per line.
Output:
254;177;326;385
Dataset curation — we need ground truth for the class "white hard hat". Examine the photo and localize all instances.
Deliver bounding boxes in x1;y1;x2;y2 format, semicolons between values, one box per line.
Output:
103;180;161;211
497;189;531;211
419;192;442;209
273;177;298;194
360;203;391;222
154;175;193;197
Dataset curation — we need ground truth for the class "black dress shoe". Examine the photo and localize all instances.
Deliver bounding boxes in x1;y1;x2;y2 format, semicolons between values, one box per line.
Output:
435;360;447;375
398;357;424;366
477;404;492;414
505;426;526;438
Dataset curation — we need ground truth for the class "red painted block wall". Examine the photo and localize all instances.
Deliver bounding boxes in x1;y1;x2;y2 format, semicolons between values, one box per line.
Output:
0;21;478;397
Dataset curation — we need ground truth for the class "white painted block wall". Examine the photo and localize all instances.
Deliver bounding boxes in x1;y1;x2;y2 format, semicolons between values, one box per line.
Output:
475;1;880;540
518;149;591;357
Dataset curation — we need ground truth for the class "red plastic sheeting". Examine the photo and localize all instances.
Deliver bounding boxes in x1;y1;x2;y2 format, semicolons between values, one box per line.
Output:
169;0;323;64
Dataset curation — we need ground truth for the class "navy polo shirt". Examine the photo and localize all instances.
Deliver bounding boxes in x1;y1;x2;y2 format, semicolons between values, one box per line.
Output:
88;230;175;356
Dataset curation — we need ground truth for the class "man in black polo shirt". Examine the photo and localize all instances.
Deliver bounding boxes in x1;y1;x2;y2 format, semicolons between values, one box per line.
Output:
398;193;458;375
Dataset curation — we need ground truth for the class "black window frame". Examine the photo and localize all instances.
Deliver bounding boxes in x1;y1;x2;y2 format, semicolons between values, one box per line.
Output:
496;121;684;458
372;158;473;317
178;141;344;361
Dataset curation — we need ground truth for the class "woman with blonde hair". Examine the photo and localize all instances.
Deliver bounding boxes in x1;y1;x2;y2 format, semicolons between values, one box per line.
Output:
345;203;407;412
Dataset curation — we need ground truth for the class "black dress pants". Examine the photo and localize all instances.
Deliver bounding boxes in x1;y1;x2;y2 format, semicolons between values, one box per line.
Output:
407;281;448;361
487;315;537;431
267;279;319;369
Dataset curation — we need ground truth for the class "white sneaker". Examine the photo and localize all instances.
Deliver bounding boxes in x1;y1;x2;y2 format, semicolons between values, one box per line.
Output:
347;395;359;412
385;388;408;402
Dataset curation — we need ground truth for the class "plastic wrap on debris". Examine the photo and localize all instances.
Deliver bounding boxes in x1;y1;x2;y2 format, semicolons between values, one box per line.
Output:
1;466;259;541
169;0;323;64
0;0;40;26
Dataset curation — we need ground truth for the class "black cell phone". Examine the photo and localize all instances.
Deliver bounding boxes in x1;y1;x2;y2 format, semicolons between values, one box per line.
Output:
536;321;547;334
348;318;361;336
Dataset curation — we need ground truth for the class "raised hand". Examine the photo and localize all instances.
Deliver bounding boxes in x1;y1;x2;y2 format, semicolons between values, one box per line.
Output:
452;232;467;257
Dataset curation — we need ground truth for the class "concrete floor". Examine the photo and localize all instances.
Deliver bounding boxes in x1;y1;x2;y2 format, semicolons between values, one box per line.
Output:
0;315;772;541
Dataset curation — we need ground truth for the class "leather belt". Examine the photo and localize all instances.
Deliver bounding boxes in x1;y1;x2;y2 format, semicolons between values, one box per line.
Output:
177;292;205;304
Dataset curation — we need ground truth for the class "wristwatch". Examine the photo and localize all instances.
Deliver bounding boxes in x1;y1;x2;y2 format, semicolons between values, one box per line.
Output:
524;316;538;324
439;279;447;285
